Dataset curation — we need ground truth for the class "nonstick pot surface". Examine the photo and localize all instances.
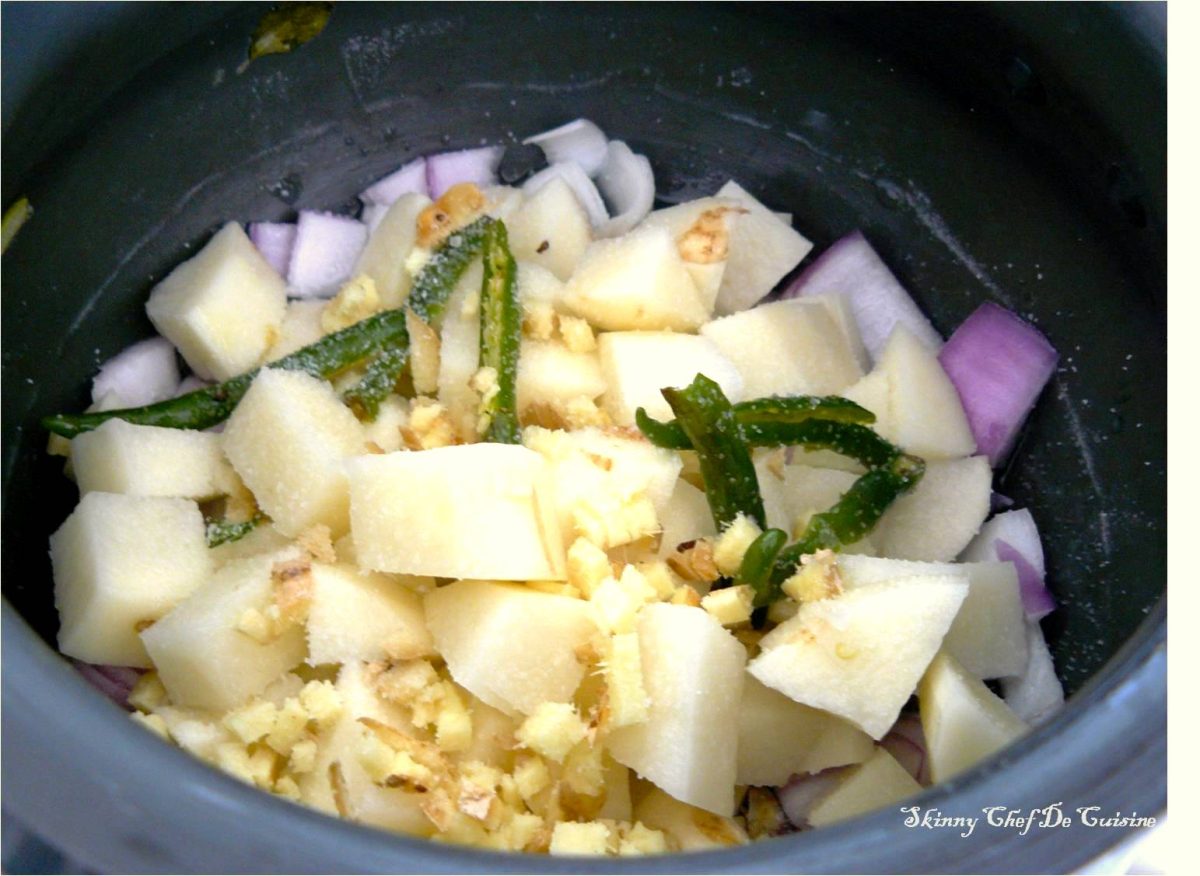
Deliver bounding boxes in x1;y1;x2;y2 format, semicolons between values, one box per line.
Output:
1;3;1165;873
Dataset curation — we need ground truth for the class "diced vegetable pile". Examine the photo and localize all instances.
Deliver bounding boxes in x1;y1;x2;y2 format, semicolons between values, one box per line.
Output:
43;119;1066;856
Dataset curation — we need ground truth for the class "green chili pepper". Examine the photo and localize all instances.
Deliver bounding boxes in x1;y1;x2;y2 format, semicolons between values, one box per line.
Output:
406;217;494;325
206;514;265;548
342;338;410;421
42;311;408;438
44;218;493;438
737;527;789;608
769;452;926;588
636;396;872;449
477;220;520;444
342;216;494;420
661;374;765;530
637;410;897;470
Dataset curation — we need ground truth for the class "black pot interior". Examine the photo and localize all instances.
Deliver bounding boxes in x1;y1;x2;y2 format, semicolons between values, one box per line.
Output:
1;0;1167;813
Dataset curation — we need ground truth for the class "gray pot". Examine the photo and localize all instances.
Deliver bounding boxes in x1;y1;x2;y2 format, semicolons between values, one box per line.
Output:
2;3;1165;872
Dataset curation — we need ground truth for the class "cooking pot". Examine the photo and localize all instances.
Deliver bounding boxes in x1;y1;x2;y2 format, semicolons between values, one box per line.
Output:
1;3;1165;872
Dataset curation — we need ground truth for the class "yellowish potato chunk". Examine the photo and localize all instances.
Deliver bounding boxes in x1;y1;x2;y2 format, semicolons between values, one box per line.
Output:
71;419;237;500
346;444;565;581
714;181;813;315
305;564;434;665
561;226;710;331
424;580;597;715
51;492;211;667
608;603;746;816
354;193;432;307
222;368;364;538
736;675;874;786
806;747;923;827
145;222;286;380
598;331;744;426
838;555;1028;680
507;177;592;281
919;651;1028;783
700;298;864;397
749;575;967;739
140;552;307;710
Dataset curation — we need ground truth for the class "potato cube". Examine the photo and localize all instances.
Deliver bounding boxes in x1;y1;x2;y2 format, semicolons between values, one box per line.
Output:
598;331;744;426
354;193;432;307
145;222;287;380
872;456;992;561
749;575;968;739
736;675;874;786
424;580;598;715
222;368;364;538
714;181;813;315
436;261;484;438
507;177;592;281
842;325;976;459
517;340;605;411
266;299;326;362
141;552;307;709
608;604;746;815
562;226;710;331
305;564;434;665
640;196;746;312
838;555;1028;679
51;493;211;667
347;444;565;581
701;299;863;398
71;419;237;500
806;748;923;827
920;651;1028;782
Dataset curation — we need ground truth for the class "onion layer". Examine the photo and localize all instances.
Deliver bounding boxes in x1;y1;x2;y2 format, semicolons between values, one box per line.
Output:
782;230;942;362
595;140;655;238
286;211;368;298
523;118;608;177
523;161;609;228
359;157;428;205
938;302;1058;467
425;147;503;199
92;337;180;409
248;221;296;276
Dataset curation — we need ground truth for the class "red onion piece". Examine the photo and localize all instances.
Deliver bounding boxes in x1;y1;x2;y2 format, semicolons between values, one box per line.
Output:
425;146;503;199
938;302;1059;467
73;661;141;709
286;211;368;298
962;508;1046;578
595;140;655;238
1001;621;1065;724
523;118;609;177
523;161;609;228
359;157;428;205
881;715;929;785
92;337;180;408
776;766;851;828
782;230;942;362
990;491;1015;512
248;221;296;276
994;539;1056;620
